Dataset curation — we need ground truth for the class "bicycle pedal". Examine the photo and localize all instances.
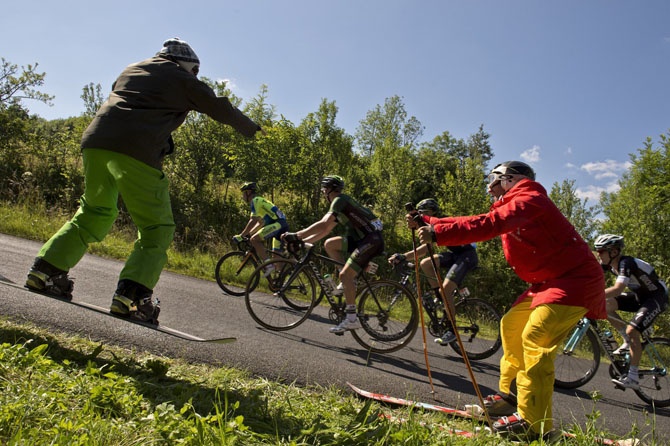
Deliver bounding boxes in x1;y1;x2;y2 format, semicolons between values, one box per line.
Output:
334;332;344;336
613;383;627;391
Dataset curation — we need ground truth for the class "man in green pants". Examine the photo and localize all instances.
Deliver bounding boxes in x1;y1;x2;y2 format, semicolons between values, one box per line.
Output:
26;37;263;324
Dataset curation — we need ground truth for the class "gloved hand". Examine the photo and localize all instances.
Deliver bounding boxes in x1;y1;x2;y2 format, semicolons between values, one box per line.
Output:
388;253;406;265
417;225;436;245
282;232;301;243
232;234;245;243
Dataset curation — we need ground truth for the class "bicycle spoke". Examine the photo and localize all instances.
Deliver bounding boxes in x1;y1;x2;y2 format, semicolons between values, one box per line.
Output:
554;323;601;389
245;259;316;331
635;337;670;407
352;280;418;353
215;251;258;296
448;298;501;360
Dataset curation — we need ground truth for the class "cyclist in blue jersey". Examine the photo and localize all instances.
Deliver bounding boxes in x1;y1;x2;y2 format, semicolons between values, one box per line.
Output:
234;182;289;275
389;198;478;345
282;175;384;334
594;234;669;390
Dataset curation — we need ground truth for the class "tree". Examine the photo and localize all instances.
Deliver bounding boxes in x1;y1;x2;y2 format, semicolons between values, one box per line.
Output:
549;179;599;242
355;96;424;239
0;58;53;107
0;57;55;196
599;132;670;279
293;99;353;219
354;95;423;158
80;83;104;117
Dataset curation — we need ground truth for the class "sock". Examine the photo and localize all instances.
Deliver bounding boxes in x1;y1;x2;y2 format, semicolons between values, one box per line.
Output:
346;305;357;321
628;366;639;381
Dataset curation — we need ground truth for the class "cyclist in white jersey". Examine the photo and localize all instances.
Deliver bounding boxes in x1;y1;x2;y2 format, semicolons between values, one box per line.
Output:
594;234;669;390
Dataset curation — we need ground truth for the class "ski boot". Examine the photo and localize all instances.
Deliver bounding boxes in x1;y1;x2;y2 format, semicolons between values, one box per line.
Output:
110;279;160;325
25;257;74;300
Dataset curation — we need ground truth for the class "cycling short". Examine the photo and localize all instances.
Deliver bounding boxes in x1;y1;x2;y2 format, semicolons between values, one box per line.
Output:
438;249;479;286
344;231;384;274
615;290;669;333
257;220;289;252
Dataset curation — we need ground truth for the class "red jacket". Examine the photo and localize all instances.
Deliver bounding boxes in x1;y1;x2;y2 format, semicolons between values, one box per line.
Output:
426;179;606;319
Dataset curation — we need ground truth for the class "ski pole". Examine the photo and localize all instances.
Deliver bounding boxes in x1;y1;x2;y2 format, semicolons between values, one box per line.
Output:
406;203;493;428
404;205;435;393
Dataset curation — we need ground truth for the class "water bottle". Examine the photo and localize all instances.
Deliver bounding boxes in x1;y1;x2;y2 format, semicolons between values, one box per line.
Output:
324;274;336;292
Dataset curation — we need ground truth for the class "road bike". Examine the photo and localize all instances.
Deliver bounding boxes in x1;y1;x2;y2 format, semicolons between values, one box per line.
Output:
215;237;286;296
392;258;502;360
554;317;670;407
244;241;419;353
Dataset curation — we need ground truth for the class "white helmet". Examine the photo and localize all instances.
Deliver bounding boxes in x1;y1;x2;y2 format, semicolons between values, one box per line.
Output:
487;160;536;194
594;234;624;251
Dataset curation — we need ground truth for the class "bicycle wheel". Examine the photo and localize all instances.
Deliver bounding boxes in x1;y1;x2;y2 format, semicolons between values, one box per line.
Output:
215;251;258;296
633;337;670;407
554;326;601;389
352;279;419;353
245;259;317;331
448;298;502;360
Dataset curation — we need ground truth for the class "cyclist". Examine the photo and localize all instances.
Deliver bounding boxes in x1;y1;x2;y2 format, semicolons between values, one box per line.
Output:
282;175;384;334
388;198;478;345
234;182;289;275
411;160;606;440
594;234;669;390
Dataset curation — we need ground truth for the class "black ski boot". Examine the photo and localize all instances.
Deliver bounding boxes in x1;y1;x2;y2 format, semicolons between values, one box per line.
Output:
110;279;160;325
25;257;74;300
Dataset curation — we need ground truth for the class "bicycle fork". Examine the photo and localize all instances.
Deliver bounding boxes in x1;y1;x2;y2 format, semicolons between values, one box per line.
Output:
562;317;591;354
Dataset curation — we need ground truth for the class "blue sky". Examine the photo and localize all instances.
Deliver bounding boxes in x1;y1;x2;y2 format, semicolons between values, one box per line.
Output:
2;1;669;204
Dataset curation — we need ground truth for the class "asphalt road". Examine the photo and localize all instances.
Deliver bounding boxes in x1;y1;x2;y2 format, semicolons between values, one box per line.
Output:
1;232;667;443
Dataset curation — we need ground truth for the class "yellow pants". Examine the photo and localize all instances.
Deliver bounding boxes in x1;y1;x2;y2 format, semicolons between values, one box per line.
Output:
498;298;586;433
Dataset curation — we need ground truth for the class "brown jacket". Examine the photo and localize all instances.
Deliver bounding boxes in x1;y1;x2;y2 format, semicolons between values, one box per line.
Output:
81;56;259;169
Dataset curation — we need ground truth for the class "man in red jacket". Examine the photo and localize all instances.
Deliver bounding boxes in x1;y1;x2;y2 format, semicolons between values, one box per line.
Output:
414;161;606;440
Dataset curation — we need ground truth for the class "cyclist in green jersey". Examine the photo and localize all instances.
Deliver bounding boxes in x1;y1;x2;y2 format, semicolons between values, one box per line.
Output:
282;175;384;334
234;182;289;275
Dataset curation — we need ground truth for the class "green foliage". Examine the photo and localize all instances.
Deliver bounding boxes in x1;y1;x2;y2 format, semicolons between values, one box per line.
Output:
80;82;105;117
0;319;631;445
0;57;53;107
549;179;600;243
599;132;670;281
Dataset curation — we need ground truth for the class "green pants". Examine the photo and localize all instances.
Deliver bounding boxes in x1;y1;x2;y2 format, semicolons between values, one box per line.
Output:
38;148;175;289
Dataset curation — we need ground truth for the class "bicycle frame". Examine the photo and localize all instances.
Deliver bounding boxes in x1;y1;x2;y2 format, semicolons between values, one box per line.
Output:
282;243;373;307
246;241;418;353
390;258;502;360
559;317;669;400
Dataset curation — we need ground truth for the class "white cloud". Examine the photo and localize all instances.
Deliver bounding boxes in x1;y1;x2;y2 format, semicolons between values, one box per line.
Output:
565;162;577;169
580;159;631;180
565;147;573;155
520;145;541;163
575;181;621;202
217;77;238;92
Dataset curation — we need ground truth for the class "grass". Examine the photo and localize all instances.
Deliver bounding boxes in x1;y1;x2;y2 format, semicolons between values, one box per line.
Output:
0;201;653;445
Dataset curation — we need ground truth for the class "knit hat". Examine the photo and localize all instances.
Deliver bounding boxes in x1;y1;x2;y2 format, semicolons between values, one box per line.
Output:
158;38;200;64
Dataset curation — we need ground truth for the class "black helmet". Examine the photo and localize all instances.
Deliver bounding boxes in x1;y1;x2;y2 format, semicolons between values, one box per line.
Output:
321;175;345;192
489;161;536;181
240;182;257;192
417;198;440;214
594;234;624;251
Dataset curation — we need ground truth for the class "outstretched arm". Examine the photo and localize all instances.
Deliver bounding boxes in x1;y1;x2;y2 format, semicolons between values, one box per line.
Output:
297;213;338;244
